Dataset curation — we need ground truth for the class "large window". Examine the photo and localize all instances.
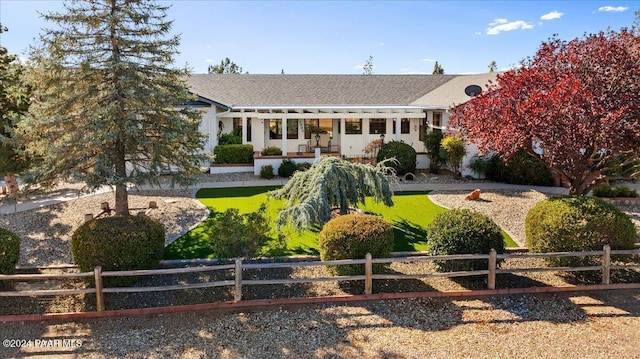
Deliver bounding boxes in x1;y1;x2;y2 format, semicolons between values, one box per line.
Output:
269;119;298;139
345;118;362;134
233;118;251;142
369;118;386;134
304;119;333;139
393;118;411;134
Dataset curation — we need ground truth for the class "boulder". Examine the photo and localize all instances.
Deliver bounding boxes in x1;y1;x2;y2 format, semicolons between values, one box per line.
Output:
465;189;481;201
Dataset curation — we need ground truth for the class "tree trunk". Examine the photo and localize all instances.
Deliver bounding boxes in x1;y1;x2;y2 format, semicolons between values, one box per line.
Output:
4;173;19;194
114;183;129;216
114;141;130;216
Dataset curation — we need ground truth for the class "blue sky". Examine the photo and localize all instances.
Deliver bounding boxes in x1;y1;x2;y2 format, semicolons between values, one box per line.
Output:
0;1;637;74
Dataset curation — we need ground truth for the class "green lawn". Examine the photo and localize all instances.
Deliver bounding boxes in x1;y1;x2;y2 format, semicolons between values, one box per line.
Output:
164;186;517;260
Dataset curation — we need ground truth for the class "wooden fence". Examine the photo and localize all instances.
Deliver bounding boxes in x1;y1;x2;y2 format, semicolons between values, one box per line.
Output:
1;245;639;313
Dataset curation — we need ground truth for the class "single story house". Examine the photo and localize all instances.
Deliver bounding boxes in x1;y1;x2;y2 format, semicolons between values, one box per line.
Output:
186;73;498;176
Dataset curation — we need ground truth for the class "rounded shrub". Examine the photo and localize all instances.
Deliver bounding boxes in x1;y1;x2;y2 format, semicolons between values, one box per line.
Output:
525;196;637;268
278;159;297;178
0;227;20;275
295;162;312;172
71;216;165;283
426;209;505;272
376;141;416;176
319;214;394;275
260;165;275;179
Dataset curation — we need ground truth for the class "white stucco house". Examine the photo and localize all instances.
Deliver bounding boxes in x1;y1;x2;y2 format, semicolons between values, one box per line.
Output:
186;73;497;176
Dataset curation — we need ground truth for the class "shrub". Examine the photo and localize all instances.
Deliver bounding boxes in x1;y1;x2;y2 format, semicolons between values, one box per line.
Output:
423;131;444;173
592;184;638;198
278;159;297;178
525;196;637;270
0;227;20;275
218;133;242;145
426;209;505;272
440;135;467;176
260;165;275;179
213;144;254;164
295;162;312;172
318;214;394;275
376;141;416;175
261;146;282;156
71;216;165;285
468;155;490;178
483;151;553;186
208;205;276;259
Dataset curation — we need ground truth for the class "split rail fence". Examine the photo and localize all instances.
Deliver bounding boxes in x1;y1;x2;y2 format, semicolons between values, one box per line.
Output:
1;245;639;313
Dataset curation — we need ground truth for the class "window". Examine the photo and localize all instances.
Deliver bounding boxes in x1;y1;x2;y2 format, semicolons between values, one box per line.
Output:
287;119;299;139
433;112;442;130
246;118;251;142
269;119;282;139
304;119;319;139
270;119;298;139
393;118;411;134
369;118;386;134
419;118;428;141
345;118;362;134
232;118;242;136
233;118;251;142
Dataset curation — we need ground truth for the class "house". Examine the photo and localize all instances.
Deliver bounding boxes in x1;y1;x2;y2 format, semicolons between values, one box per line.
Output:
186;73;498;176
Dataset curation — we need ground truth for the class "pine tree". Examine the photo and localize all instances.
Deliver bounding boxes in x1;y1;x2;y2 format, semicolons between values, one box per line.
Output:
22;0;207;215
432;61;445;74
362;55;374;75
269;156;395;230
0;24;31;194
208;57;243;74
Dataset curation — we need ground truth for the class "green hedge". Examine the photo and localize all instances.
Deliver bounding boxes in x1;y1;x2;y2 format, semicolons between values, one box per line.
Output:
426;209;505;271
525;196;637;271
72;216;165;285
319;214;394;275
214;144;254;164
484;151;552;186
261;146;282;156
592;184;638;198
0;227;20;275
376;141;416;175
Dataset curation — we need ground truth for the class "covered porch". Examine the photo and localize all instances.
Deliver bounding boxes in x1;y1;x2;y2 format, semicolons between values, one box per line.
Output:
214;105;429;157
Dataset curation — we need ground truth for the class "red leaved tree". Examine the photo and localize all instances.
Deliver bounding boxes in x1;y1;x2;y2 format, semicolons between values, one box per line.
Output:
450;29;640;195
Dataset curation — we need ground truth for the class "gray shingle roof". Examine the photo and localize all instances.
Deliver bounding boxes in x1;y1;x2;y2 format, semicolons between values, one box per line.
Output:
187;74;459;107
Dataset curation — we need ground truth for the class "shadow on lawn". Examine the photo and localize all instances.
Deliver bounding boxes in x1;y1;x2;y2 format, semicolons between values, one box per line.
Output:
392;219;428;252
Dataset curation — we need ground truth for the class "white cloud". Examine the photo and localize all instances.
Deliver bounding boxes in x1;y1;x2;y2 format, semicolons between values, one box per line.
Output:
540;11;564;20
474;31;482;36
421;58;436;63
487;18;534;35
353;64;364;70
598;6;628;12
205;59;214;63
378;42;384;46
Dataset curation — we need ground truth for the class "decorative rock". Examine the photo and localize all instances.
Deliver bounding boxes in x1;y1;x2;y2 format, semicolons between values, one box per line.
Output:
465;189;481;201
84;213;94;222
149;201;158;208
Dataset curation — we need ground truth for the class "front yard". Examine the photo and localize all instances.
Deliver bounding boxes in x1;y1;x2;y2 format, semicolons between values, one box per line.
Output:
163;186;517;260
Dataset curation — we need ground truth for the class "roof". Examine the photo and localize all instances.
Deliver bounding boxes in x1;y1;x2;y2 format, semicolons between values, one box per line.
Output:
187;74;459;107
410;72;500;107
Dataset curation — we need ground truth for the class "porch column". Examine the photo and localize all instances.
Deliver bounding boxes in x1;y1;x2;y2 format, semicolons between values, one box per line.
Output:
241;116;248;144
340;117;346;156
281;116;288;155
395;116;401;141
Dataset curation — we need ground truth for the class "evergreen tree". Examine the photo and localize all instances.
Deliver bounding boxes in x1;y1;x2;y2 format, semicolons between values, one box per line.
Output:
269;156;395;230
432;61;445;74
22;0;207;215
208;57;243;74
362;55;374;75
0;25;31;194
488;60;497;72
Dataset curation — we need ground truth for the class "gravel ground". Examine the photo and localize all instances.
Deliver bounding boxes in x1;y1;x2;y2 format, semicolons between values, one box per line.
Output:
0;189;208;267
429;190;551;246
2;177;640;358
2;290;639;358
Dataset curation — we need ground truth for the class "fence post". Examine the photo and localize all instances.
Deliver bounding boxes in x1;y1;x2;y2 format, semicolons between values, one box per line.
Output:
234;258;243;301
602;244;611;285
365;253;373;295
487;249;497;290
94;266;104;311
